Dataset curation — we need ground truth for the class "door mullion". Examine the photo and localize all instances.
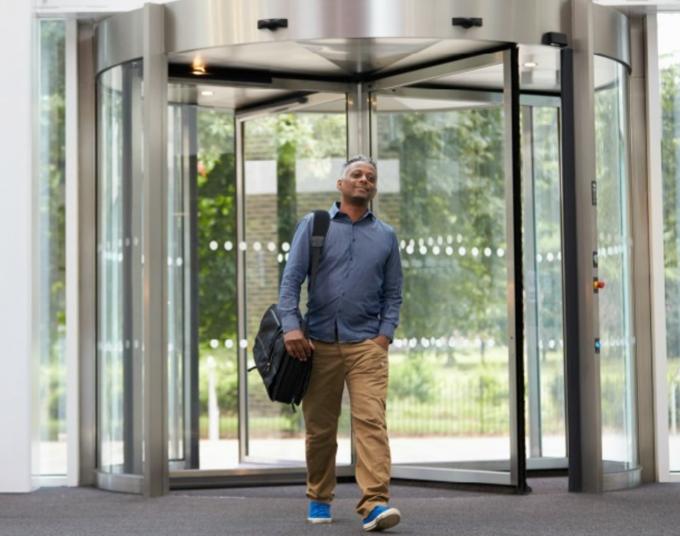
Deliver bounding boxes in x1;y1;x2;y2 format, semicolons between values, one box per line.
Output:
503;45;528;493
235;117;249;463
522;105;543;459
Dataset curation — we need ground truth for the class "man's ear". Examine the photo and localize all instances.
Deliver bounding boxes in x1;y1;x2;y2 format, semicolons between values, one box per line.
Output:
336;178;343;191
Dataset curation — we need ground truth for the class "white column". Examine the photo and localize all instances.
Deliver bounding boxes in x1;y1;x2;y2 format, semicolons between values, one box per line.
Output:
0;0;34;493
645;14;671;483
65;18;80;488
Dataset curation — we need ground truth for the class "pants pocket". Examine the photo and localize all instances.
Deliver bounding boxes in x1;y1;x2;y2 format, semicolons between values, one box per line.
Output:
366;338;388;354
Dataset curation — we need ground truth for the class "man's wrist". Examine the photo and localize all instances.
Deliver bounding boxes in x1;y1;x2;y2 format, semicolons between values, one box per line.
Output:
377;331;394;344
281;318;301;333
377;323;395;342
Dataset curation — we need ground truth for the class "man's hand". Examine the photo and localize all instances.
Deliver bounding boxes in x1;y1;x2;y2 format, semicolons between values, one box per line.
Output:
284;329;315;361
371;335;390;351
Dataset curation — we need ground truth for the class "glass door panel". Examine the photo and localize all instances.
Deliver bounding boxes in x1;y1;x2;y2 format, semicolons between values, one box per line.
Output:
371;47;524;486
594;56;637;472
166;90;240;470
521;102;567;463
239;95;350;465
374;93;511;469
166;61;526;485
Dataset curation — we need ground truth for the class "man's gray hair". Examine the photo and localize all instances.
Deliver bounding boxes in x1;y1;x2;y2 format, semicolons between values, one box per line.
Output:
342;155;377;177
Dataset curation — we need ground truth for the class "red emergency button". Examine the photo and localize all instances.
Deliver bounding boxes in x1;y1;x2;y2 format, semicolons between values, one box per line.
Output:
593;279;605;291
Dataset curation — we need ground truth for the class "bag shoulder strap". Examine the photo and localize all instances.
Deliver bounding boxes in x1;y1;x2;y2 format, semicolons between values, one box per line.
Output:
308;210;330;291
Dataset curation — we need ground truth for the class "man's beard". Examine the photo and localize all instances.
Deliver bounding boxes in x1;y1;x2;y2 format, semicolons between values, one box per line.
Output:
346;193;372;206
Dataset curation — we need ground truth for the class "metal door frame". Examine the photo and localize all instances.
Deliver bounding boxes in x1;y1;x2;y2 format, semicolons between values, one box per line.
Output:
85;0;635;497
165;47;529;490
364;46;527;491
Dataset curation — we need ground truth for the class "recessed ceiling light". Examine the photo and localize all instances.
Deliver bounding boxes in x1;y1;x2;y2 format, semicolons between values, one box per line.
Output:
201;90;214;96
192;56;207;75
524;61;538;69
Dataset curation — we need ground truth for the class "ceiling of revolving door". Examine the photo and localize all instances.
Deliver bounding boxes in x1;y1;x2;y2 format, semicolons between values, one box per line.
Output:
168;38;564;110
169;37;503;78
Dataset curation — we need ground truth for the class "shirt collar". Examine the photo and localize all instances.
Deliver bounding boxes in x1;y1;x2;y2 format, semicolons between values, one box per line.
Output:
329;201;375;222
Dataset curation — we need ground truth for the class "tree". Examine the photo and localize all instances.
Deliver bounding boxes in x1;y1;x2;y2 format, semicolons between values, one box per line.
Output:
662;62;680;359
196;109;238;344
378;106;507;360
38;20;66;439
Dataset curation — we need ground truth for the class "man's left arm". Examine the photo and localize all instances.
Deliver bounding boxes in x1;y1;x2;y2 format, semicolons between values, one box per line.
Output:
377;232;403;346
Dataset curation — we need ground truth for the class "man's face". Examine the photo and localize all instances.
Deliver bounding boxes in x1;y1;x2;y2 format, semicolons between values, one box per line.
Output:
337;162;378;204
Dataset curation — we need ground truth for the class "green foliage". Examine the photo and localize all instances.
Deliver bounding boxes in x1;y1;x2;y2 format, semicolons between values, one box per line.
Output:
662;61;680;355
39;20;67;361
40;361;67;440
276;115;299;281
389;354;437;403
38;21;67;442
378;108;507;345
196;110;238;342
197;348;239;415
530;107;564;346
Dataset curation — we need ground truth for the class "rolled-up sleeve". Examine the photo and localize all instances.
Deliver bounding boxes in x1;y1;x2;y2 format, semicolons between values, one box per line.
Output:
278;215;312;333
378;232;403;341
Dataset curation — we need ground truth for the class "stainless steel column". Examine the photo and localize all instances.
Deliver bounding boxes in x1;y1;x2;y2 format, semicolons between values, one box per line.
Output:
77;20;97;487
142;3;169;497
235;117;248;463
347;83;371;157
570;0;603;493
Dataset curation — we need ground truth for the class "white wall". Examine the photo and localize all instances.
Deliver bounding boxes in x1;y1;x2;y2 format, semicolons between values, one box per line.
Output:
0;0;34;493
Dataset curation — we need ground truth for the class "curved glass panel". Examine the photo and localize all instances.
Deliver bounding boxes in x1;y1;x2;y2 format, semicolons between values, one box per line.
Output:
96;61;144;475
659;13;680;473
594;55;637;472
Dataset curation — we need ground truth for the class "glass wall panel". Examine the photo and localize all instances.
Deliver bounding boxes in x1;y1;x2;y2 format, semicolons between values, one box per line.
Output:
166;100;239;469
374;95;511;466
523;104;566;460
242;102;348;464
594;56;637;471
36;19;67;476
195;108;239;468
659;13;680;473
96;61;144;475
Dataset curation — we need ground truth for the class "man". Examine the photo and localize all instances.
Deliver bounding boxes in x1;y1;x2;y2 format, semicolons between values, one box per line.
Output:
278;155;403;532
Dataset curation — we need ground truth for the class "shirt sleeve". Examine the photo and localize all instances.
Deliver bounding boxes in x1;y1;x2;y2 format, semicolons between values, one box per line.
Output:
378;231;403;341
278;214;313;333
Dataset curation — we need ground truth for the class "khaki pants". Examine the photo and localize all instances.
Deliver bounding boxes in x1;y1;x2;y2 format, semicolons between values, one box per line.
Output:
302;339;390;518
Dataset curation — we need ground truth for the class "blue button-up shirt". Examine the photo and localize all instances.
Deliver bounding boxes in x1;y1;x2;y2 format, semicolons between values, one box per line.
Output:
278;202;403;343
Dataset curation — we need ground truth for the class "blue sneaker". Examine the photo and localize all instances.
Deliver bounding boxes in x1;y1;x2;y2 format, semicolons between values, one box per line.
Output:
307;501;332;524
362;505;401;531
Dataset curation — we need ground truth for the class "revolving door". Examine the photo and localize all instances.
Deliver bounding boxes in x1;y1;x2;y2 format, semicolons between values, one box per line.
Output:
91;0;637;496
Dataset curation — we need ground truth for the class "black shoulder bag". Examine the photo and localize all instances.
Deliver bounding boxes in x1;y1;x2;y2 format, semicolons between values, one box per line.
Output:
252;210;331;406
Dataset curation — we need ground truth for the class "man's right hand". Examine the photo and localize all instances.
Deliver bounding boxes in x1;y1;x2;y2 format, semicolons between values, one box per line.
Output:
284;329;315;361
